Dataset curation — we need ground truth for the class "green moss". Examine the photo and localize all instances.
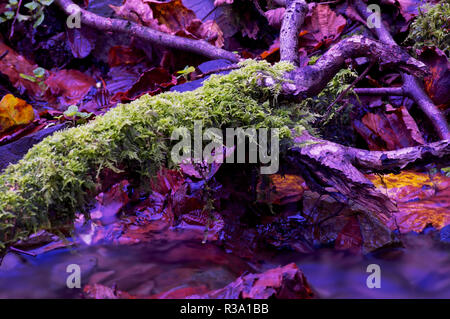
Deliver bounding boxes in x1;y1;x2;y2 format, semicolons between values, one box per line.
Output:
0;59;319;250
405;1;450;57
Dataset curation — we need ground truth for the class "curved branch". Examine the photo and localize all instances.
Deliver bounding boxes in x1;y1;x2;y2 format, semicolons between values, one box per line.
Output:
281;35;428;98
280;0;308;66
352;0;449;140
54;0;240;63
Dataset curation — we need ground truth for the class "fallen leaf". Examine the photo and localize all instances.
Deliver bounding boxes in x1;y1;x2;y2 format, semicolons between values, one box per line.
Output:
150;168;185;195
111;67;177;101
354;105;425;151
45;69;96;109
146;0;196;33
83;284;136;299
0;94;35;133
257;174;307;205
240;12;259;40
184;19;225;48
395;0;423;22
90;180;131;225
260;38;280;63
0;41;47;99
66;28;94;59
110;0;160;29
368;171;450;233
299;4;346;50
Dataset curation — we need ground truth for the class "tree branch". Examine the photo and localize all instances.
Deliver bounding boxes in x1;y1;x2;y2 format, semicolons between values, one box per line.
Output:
352;0;450;140
279;35;428;98
354;87;405;96
54;0;240;63
280;0;308;66
288;131;449;226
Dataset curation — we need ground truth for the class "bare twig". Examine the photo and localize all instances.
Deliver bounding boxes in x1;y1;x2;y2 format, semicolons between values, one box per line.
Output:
323;60;375;119
54;0;240;63
194;64;241;80
0;50;8;61
252;0;267;17
9;246;36;257
9;0;23;39
353;87;405;96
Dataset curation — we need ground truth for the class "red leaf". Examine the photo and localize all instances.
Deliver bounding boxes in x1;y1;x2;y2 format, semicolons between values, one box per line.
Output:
45;70;96;109
417;47;450;109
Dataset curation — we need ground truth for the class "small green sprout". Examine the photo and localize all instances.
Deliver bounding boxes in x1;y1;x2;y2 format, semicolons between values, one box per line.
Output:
63;105;93;120
177;66;196;80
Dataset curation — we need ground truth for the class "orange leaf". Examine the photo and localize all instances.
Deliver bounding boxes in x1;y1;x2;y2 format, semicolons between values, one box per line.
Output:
257;174;307;205
145;0;196;33
0;94;35;133
368;171;450;233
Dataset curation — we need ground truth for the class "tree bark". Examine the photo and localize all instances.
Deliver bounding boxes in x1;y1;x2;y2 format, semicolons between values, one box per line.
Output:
54;0;240;63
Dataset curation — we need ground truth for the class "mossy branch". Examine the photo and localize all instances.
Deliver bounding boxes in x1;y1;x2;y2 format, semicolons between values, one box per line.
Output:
0;60;304;249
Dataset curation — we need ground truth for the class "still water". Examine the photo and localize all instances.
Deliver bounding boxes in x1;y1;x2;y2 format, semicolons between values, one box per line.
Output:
1;229;449;299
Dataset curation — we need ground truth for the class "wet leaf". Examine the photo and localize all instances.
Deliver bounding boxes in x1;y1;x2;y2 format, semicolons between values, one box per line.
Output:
91;180;130;225
184;19;224;48
111;67;177;102
354;105;425;151
214;0;233;6
83;283;135;299
368;171;450;233
395;0;423;22
0;94;35;133
260;38;280;63
110;0;159;29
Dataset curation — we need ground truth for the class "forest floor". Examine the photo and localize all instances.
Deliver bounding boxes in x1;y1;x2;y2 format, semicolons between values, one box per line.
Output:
0;0;449;299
